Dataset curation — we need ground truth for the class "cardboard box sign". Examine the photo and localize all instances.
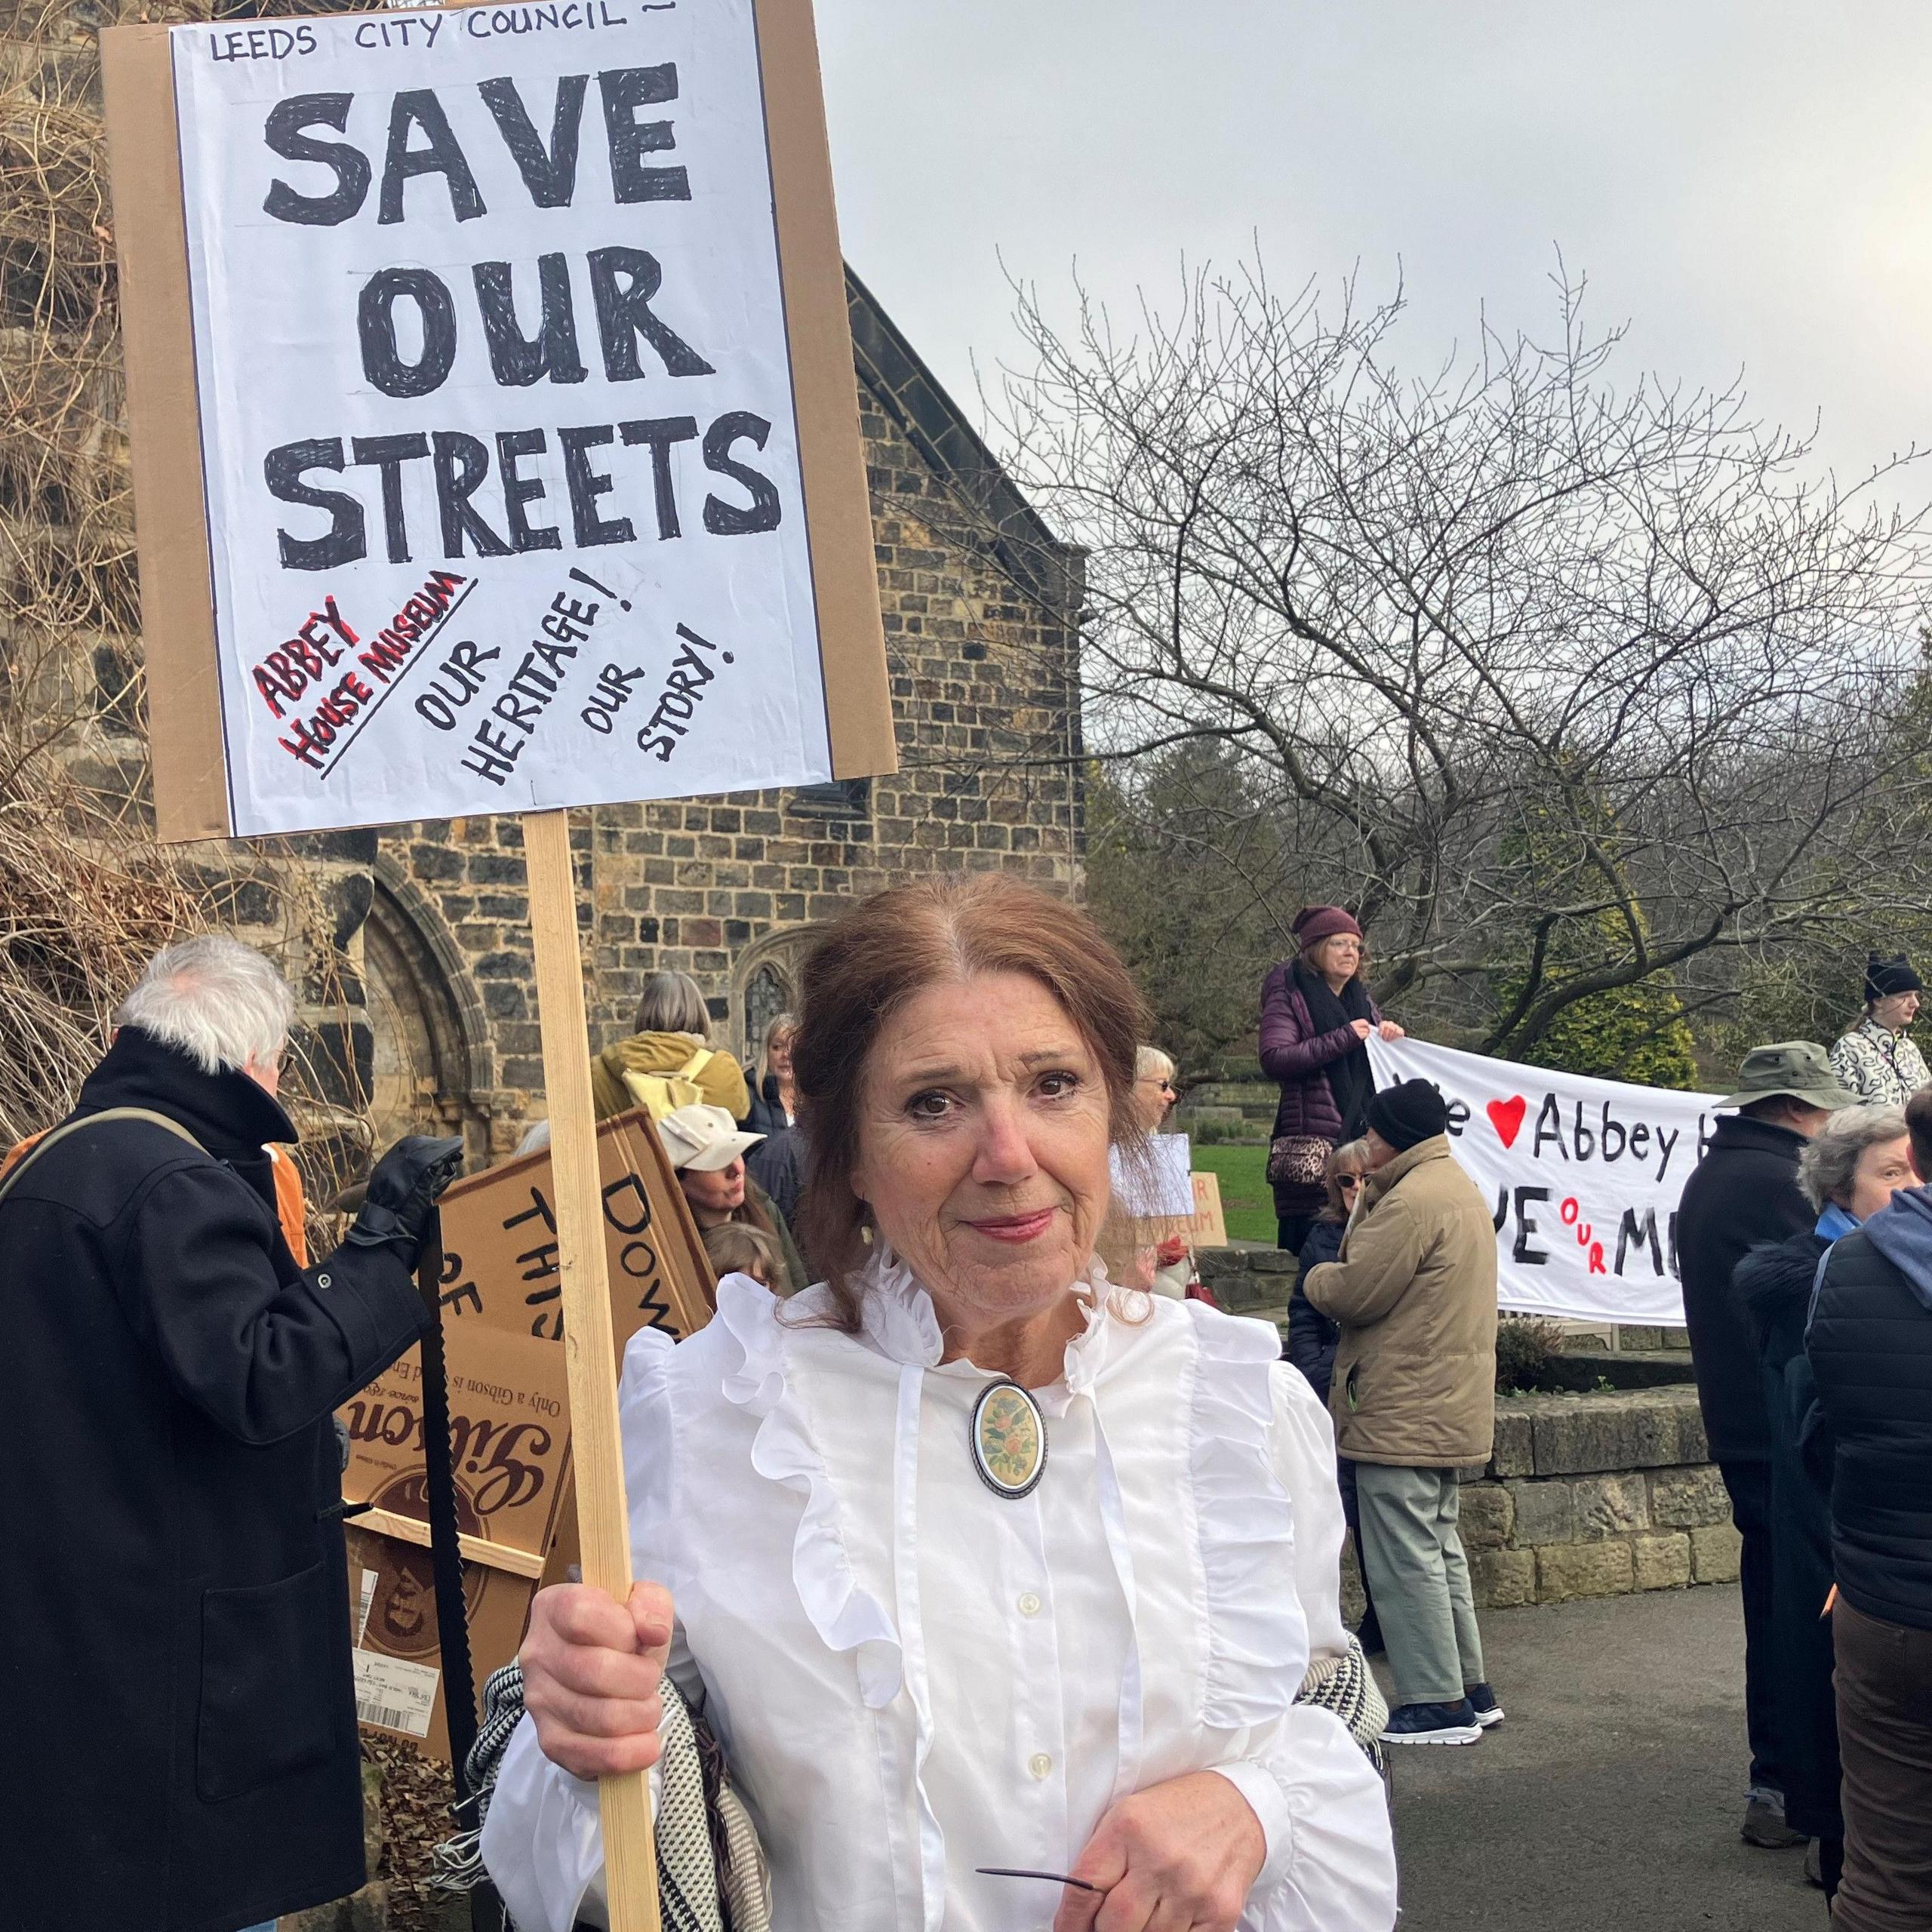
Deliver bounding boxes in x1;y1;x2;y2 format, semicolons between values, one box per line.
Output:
348;1521;534;1764
339;1322;574;1564
1190;1171;1229;1248
435;1107;715;1355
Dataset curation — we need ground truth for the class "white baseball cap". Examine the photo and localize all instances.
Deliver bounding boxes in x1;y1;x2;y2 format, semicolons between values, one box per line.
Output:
658;1103;764;1173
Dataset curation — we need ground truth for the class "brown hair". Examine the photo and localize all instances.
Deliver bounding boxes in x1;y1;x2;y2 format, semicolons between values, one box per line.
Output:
702;1219;784;1286
1905;1088;1932;1181
792;873;1151;1331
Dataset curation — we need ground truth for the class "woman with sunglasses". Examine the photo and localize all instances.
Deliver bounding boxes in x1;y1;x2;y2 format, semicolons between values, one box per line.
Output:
1287;1141;1383;1655
1129;1046;1194;1298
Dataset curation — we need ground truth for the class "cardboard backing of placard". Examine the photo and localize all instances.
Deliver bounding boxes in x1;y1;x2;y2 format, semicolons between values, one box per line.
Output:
347;1522;534;1762
435;1107;716;1351
1190;1171;1229;1247
100;0;896;844
340;1109;716;1755
340;1323;575;1565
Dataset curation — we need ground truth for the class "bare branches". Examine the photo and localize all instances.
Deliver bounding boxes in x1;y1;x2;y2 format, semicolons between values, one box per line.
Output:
993;256;1932;1057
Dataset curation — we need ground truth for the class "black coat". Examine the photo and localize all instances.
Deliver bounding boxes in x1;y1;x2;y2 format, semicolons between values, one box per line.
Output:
1807;1220;1932;1630
740;1069;792;1137
1287;1220;1346;1404
1735;1229;1841;1838
0;1029;429;1932
1675;1115;1812;1463
746;1124;805;1237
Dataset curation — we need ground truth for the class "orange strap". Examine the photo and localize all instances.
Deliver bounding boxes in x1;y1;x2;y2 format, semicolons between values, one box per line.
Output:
0;1130;45;1183
268;1145;309;1266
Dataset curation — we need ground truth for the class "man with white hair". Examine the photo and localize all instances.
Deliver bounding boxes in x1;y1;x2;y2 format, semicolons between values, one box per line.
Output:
0;934;463;1932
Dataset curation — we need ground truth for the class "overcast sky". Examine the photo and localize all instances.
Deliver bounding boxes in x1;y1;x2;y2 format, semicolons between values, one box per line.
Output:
816;0;1932;498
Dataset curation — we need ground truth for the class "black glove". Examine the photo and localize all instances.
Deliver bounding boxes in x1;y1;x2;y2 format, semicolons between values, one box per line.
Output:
346;1134;464;1260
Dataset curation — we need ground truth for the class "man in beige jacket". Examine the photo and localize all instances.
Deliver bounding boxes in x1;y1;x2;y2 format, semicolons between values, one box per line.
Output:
1305;1077;1501;1746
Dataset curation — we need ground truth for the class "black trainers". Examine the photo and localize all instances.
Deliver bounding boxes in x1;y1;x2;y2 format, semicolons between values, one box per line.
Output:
1380;1698;1484;1746
1464;1682;1504;1728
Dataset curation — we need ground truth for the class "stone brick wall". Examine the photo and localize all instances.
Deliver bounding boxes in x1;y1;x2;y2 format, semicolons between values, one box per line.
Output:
1457;1388;1740;1608
1193;1254;1737;1614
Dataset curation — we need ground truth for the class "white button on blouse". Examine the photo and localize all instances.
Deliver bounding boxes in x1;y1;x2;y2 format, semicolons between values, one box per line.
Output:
481;1253;1398;1932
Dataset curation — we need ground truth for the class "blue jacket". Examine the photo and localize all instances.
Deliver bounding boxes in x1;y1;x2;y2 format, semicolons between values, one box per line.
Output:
1287;1219;1347;1404
1808;1187;1932;1629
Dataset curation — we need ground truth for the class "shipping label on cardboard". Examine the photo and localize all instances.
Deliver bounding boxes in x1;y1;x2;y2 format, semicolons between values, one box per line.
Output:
347;1520;536;1761
435;1108;712;1351
352;1649;439;1741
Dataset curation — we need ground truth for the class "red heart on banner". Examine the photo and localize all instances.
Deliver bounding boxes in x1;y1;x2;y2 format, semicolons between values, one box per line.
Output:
1487;1095;1528;1149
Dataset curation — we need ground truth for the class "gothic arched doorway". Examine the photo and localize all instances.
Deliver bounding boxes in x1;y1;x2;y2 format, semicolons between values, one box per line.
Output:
362;872;492;1160
731;930;814;1069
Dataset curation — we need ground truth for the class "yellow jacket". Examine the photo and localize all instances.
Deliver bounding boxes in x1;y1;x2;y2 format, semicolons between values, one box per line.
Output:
589;1031;751;1123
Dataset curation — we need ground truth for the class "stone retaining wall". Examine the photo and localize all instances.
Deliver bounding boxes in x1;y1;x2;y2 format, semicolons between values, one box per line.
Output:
1191;1251;1738;1611
1457;1387;1738;1607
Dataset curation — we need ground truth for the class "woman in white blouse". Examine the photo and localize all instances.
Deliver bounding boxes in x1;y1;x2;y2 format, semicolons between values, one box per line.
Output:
482;875;1397;1932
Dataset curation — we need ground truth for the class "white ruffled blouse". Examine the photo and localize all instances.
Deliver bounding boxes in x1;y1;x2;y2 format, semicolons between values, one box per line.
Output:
481;1254;1398;1931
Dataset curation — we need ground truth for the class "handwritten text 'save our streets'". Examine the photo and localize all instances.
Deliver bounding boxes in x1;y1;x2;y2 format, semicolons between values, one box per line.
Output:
234;47;780;781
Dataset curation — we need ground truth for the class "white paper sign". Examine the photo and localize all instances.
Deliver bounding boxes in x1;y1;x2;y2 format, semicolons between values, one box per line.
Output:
1111;1134;1195;1219
167;3;832;834
352;1647;440;1738
1366;1035;1727;1327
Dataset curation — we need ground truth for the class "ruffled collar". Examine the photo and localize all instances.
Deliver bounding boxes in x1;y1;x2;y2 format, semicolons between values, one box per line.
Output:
849;1241;1129;1401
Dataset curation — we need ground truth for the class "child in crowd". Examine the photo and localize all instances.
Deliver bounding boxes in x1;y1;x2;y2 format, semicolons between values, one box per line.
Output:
701;1219;784;1289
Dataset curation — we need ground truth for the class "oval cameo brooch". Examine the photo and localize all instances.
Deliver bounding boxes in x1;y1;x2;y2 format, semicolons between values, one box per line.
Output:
971;1379;1048;1500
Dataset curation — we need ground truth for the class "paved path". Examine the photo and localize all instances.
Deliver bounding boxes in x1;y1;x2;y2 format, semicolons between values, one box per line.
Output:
1381;1584;1822;1931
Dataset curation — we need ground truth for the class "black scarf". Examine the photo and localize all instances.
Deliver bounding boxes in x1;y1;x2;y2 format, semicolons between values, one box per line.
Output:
1292;957;1376;1139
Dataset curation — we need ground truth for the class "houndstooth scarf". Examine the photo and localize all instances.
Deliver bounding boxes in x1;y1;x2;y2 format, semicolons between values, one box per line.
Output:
1297;1635;1389;1775
433;1663;770;1932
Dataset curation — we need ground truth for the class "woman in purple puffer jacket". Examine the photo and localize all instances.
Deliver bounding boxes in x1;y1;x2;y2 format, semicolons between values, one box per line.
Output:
1259;905;1406;1251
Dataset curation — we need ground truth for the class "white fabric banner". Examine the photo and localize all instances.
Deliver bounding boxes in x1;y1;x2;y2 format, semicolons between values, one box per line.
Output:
168;3;832;834
1365;1035;1727;1326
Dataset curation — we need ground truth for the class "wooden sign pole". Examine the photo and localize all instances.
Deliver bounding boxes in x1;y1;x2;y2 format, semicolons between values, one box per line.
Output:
525;807;661;1932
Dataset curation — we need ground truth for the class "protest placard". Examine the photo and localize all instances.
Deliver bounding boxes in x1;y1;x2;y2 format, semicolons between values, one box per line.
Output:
1367;1035;1723;1326
1189;1171;1229;1248
103;0;893;841
347;1520;535;1762
340;1322;574;1564
340;1322;571;1760
435;1106;715;1350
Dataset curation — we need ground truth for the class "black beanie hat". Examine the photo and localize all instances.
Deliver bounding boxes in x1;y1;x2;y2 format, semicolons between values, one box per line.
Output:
1865;952;1924;1002
1366;1078;1449;1152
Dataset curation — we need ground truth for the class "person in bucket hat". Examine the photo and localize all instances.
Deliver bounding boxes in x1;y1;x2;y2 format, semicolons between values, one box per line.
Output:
1678;1041;1859;1851
1714;1041;1866;1115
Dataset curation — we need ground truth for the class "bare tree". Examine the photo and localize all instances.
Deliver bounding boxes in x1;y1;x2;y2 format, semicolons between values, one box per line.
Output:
992;262;1932;1057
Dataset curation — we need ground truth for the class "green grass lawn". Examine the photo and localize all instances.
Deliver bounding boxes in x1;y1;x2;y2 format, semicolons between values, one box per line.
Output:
1191;1142;1275;1244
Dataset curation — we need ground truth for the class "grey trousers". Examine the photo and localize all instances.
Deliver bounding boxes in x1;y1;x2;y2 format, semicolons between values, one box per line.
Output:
1355;1463;1487;1706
